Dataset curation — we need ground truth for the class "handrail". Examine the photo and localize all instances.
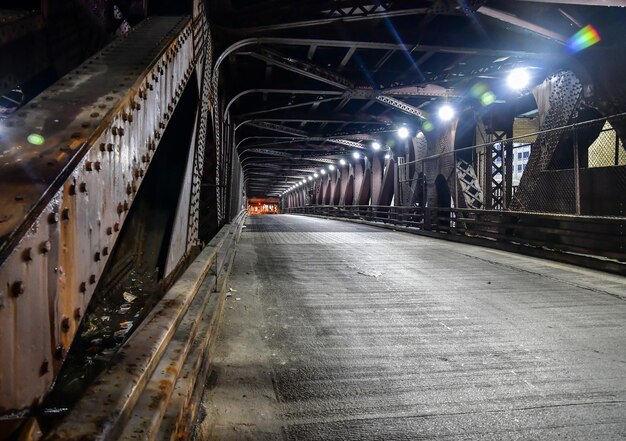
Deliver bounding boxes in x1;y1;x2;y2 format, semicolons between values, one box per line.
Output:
45;211;247;441
402;111;626;166
286;205;626;275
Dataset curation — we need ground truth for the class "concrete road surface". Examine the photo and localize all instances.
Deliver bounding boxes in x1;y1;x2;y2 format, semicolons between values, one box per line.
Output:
196;214;626;440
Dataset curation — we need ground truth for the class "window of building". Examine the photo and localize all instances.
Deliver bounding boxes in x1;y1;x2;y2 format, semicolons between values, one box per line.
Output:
523;151;529;159
518;152;522;160
517;164;523;172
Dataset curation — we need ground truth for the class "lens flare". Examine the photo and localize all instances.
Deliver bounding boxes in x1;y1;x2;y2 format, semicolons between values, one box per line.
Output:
422;121;434;132
481;91;496;106
470;82;488;98
27;133;45;145
568;25;600;53
397;127;409;139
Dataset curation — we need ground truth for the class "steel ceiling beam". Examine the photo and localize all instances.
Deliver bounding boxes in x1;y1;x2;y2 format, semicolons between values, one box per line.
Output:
225;89;344;115
245;48;355;89
245;121;310;136
245;148;338;164
215;39;553;84
241;96;343;117
237;49;434;121
512;0;626;5
238;119;391;130
477;6;568;43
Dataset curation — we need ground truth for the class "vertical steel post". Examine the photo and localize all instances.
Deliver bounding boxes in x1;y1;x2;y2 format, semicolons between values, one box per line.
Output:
453;150;459;210
504;140;513;209
573;127;581;215
615;126;620;166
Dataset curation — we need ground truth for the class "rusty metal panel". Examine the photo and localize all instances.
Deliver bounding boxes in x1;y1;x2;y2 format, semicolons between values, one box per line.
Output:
188;3;214;247
165;112;199;277
0;16;195;416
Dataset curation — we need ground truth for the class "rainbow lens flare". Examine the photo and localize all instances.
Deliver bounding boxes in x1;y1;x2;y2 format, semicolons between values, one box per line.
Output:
568;25;600;53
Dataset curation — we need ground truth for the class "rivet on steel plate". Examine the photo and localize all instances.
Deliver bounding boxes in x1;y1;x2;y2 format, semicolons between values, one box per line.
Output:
48;212;59;224
79;183;87;193
22;248;33;261
79;282;87;293
74;308;81;319
61;317;70;332
11;281;25;297
89;275;96;284
40;360;49;376
40;241;51;254
62;208;70;220
54;345;65;360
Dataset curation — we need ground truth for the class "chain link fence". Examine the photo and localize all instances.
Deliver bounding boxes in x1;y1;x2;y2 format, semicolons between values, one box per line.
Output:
399;113;626;217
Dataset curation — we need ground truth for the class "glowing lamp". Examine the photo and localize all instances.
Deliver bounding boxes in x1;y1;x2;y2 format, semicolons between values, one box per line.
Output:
397;127;409;139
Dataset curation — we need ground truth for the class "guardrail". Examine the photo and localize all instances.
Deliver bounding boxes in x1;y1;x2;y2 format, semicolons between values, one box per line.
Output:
45;210;247;441
286;205;626;275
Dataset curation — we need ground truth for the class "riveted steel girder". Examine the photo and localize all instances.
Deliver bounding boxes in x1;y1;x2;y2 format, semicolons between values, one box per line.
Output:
0;16;195;415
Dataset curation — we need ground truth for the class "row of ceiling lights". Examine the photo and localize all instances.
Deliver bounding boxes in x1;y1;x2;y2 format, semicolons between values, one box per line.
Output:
279;140;393;196
279;69;532;197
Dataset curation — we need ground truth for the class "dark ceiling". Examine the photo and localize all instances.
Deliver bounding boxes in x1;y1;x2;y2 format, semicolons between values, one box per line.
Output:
208;0;626;198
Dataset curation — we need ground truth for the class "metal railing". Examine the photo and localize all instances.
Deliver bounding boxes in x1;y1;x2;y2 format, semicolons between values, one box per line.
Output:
398;112;626;216
286;205;626;274
46;211;247;441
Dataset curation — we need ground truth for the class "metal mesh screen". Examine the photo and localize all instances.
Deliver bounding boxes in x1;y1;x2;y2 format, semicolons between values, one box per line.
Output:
399;113;626;216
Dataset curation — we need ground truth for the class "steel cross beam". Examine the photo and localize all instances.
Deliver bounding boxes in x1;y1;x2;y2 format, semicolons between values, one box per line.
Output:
477;6;568;43
512;0;626;4
246;47;355;89
245;121;310;136
327;139;366;149
239;48;433;120
237;137;377;154
245;148;338;164
229;0;494;33
375;95;427;119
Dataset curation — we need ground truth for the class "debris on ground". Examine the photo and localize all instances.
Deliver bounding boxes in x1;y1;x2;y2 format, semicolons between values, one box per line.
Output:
123;291;137;303
357;270;383;278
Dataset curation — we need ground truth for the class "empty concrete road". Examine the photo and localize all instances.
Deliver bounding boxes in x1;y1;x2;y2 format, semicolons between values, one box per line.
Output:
197;214;626;440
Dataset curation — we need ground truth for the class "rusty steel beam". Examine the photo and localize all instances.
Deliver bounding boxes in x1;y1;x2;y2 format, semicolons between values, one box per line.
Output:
47;212;245;441
0;16;195;417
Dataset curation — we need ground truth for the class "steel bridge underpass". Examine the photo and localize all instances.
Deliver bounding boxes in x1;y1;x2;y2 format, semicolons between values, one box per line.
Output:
1;1;626;440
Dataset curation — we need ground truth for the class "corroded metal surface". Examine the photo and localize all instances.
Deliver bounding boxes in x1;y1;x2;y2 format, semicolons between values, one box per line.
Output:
45;211;245;441
0;16;195;416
